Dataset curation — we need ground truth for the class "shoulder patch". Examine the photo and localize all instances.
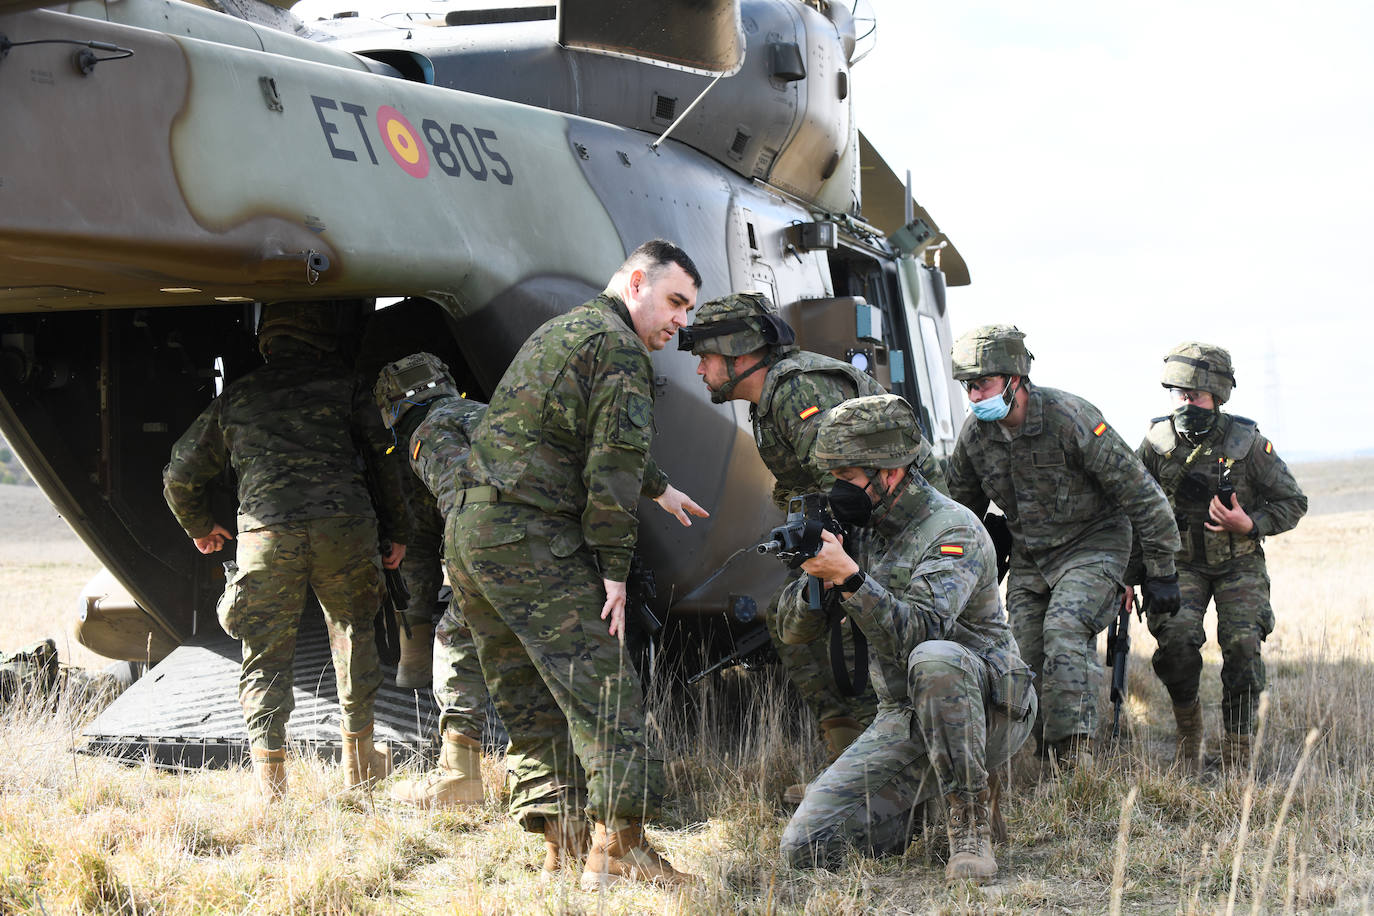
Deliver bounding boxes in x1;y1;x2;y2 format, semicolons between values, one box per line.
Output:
412;439;422;461
799;405;820;421
1264;440;1272;454
939;544;965;556
1092;421;1107;437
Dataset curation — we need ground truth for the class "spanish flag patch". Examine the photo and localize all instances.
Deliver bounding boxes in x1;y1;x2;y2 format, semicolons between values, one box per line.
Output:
799;405;820;420
412;439;423;461
940;544;964;556
1093;421;1107;437
1264;440;1272;454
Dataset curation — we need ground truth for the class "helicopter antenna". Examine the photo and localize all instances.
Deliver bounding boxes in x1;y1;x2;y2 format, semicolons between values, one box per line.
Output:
649;72;727;152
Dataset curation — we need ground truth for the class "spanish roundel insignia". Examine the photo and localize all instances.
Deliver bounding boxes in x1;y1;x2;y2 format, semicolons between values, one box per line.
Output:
799;405;820;420
1092;422;1107;437
940;544;964;556
1264;440;1272;454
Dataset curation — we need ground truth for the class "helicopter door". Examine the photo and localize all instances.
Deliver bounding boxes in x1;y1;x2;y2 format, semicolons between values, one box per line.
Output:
781;296;896;390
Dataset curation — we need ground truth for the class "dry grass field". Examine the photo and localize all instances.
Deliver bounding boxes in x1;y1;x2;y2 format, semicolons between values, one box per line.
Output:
1;460;1372;914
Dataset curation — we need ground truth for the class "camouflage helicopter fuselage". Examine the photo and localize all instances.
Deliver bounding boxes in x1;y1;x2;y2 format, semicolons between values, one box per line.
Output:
0;0;966;670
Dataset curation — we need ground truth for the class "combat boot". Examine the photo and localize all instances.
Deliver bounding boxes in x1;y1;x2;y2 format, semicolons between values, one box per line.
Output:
542;816;590;879
1172;700;1205;775
390;728;484;808
580;820;695;889
1221;731;1252;772
341;723;393;789
394;621;433;690
945;789;997;882
251;747;288;800
783;716;866;806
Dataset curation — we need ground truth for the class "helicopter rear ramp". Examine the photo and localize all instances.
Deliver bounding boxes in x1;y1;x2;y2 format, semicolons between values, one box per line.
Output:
81;614;443;769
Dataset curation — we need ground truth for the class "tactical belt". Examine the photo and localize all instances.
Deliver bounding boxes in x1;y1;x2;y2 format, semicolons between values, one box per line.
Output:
455;485;500;508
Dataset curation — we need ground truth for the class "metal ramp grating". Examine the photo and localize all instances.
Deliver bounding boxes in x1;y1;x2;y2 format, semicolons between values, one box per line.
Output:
82;614;442;769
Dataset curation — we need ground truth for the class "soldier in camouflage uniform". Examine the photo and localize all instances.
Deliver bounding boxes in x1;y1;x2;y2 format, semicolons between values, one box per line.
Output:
679;291;947;799
946;325;1181;767
1138;343;1307;771
372;353;492;807
777;395;1035;882
453;240;708;888
163;303;408;799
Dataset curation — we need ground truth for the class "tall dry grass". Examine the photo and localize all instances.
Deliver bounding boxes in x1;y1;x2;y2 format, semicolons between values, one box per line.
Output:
2;495;1373;911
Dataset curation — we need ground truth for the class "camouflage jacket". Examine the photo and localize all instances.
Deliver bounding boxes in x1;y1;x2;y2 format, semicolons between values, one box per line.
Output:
163;345;408;540
778;476;1032;716
464;293;668;582
407;396;489;519
1138;412;1307;566
753;350;948;510
947;385;1179;583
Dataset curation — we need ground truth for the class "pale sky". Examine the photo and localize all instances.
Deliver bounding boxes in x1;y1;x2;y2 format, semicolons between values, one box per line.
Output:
852;2;1374;459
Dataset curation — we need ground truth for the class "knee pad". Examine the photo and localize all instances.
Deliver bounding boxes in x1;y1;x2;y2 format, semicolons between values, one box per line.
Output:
1151;648;1203;694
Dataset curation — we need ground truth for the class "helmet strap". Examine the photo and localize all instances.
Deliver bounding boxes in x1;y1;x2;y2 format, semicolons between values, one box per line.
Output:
711;350;778;404
869;467;910;528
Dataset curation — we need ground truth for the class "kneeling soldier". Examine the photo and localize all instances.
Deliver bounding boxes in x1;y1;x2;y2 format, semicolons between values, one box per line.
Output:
778;394;1036;882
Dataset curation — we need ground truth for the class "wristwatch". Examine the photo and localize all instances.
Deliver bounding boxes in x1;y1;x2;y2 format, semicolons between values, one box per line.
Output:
840;570;867;594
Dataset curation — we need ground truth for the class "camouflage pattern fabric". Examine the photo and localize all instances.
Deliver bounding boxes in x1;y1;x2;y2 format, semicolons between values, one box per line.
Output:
450;501;663;831
1006;561;1120;745
777;476;1035;867
752;352;943;738
163;340;405;753
163;339;408;541
464;293;666;584
403;395;491;740
455;294;667;830
947;384;1179;743
1139;413;1307;734
219;517;384;749
396;472;445;631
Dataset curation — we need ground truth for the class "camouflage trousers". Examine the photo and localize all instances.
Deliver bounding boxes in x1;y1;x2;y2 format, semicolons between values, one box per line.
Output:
449;501;664;832
1147;552;1273;734
1007;560;1120;746
765;575;878;734
400;517;489;742
398;506;445;631
217;517;384;751
780;640;1036;869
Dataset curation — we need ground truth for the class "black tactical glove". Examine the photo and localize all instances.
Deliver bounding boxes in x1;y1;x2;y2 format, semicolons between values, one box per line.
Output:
1142;573;1181;616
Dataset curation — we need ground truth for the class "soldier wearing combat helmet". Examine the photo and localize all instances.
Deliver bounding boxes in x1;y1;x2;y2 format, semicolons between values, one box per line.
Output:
372;353;493;809
946;325;1181;770
163;302;408;800
1137;342;1307;772
681;291;948;801
777;394;1034;882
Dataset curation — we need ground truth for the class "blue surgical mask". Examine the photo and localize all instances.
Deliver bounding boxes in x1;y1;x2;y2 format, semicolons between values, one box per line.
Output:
970;378;1017;422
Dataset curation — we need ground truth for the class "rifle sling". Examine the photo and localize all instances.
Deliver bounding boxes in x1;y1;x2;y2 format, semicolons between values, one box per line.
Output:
829;611;869;697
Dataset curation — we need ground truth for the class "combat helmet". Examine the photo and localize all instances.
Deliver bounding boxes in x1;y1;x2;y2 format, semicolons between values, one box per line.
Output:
374;352;459;430
257;302;339;357
813;394;924;470
676;291;797;357
1160;342;1235;403
950;324;1033;381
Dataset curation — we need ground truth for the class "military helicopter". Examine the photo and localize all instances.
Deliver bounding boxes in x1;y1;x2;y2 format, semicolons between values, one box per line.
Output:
0;0;968;764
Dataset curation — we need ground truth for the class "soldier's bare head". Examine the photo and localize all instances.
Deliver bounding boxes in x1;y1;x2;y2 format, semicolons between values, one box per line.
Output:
612;240;701;351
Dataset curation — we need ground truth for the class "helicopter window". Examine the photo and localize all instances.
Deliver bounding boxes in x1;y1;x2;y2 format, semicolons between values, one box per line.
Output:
213;357;225;398
918;313;955;441
746;223;758;251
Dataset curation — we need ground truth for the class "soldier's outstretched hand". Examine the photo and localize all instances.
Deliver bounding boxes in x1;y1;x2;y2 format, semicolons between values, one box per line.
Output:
654;484;710;527
193;524;234;555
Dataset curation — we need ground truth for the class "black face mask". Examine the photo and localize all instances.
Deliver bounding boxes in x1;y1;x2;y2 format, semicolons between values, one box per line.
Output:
1172;403;1217;442
828;479;874;527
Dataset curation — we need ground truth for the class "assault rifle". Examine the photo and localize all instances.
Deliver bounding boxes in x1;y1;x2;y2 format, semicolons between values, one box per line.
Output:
1106;587;1140;740
756;493;868;696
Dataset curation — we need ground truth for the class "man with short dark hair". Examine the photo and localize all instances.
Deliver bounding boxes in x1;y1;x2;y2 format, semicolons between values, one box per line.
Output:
454;240;708;887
